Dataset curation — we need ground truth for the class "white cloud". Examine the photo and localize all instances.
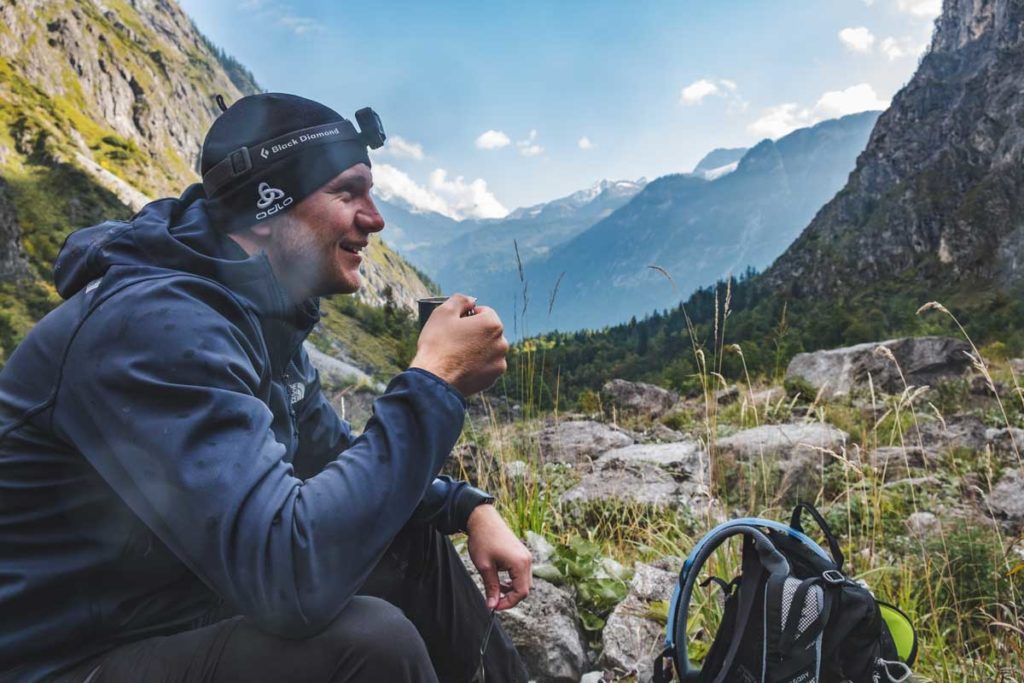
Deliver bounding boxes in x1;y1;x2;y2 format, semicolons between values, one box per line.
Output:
376;135;425;161
815;83;889;117
748;83;889;138
372;164;508;220
680;78;747;113
578;136;593;150
429;169;508;218
277;15;321;35
516;129;544;157
680;79;720;105
839;26;876;52
475;130;511;150
373;164;454;217
896;0;941;19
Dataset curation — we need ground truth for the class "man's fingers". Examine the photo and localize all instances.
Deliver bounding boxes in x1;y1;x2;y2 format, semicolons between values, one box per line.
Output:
478;564;501;610
445;293;477;316
495;553;532;610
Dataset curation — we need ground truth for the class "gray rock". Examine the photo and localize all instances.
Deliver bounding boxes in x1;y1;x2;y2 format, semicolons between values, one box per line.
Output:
717;423;848;461
496;577;589;682
526;530;555;565
560;442;711;512
919;414;988;451
785;337;972;399
869;447;936;480
460;552;588;683
304;342;379;389
595;441;707;479
646;423;686;443
560;459;687;509
717;423;848;500
715;385;740;405
907;511;940;539
537;420;634;464
987;469;1024;531
600;563;678;682
601;380;679;419
0;178;29;283
579;672;605;683
985;427;1024;460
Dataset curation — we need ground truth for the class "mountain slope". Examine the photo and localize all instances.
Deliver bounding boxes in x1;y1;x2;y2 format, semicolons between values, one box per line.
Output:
0;0;433;374
516;0;1024;397
762;0;1024;301
485;111;879;336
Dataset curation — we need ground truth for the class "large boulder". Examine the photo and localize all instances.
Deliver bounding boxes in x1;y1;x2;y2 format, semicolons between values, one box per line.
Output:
717;423;848;499
497;578;590;682
459;552;588;682
785;337;972;398
601;379;679;419
537;419;634;465
717;423;848;461
987;469;1024;532
560;442;710;512
600;561;680;682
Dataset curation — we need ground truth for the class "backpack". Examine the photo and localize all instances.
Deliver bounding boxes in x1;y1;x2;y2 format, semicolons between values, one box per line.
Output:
652;503;918;683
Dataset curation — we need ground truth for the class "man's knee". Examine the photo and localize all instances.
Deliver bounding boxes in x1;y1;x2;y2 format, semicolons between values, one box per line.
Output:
321;596;435;682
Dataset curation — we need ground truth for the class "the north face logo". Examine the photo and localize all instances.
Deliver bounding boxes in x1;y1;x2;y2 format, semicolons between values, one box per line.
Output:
255;181;292;220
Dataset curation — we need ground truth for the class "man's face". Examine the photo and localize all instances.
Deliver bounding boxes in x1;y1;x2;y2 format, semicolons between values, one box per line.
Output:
267;163;385;300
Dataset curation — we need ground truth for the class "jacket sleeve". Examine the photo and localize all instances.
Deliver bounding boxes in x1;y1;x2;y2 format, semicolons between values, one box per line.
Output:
55;278;466;638
291;348;490;533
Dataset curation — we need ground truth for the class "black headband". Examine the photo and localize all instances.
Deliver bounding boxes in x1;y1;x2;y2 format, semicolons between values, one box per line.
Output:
203;119;370;198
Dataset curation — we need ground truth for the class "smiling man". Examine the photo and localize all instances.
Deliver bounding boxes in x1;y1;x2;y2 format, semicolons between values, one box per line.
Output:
0;93;530;682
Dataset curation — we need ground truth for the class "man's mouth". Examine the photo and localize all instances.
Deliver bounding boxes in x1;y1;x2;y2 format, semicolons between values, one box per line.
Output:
339;243;366;255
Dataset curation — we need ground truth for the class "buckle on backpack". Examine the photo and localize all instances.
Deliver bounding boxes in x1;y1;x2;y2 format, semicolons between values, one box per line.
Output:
822;569;846;585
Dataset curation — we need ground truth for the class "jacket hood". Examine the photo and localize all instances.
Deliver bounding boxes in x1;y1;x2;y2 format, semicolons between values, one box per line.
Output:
53;184;302;321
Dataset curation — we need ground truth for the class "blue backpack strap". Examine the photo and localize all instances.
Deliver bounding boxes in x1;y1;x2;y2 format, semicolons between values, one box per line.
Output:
664;523;791;682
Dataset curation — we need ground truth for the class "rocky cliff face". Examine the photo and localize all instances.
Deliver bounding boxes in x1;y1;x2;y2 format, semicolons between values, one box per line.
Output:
763;0;1024;298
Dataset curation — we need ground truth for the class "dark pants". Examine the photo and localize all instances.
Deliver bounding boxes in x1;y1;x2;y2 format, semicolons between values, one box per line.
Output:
53;524;527;683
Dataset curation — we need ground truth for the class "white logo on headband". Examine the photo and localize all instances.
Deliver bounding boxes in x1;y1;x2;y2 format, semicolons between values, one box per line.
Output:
255;181;292;220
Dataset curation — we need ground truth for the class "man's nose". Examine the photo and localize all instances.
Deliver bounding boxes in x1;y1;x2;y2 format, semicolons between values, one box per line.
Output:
356;198;385;233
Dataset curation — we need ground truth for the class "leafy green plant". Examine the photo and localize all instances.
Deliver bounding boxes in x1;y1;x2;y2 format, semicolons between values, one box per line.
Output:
539;536;633;635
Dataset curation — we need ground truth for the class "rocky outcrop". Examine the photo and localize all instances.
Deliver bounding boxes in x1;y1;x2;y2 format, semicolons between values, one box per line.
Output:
537;419;634;465
763;0;1024;301
600;561;679;682
560;441;710;512
459;551;588;683
0;178;29;281
987;468;1024;531
785;337;972;398
717;423;848;462
601;379;679;420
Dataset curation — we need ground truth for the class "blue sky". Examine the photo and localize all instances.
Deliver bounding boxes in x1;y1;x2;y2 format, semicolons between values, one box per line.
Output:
179;0;939;217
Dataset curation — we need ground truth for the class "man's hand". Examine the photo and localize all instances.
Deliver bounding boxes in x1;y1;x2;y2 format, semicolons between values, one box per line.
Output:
410;294;509;397
466;504;532;611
